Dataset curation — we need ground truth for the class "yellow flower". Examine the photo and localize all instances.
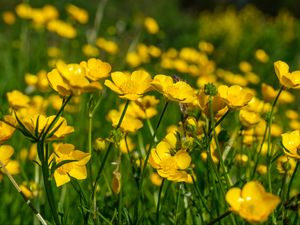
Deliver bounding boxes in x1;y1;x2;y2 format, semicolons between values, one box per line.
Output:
47;19;77;39
0;121;15;143
82;44;99;57
277;155;296;176
151;75;196;103
262;83;294;104
226;181;280;223
119;137;135;153
96;38;118;55
2;11;16;25
0;145;14;166
239;61;252;73
79;58;111;81
286;109;299;120
47;60;102;96
274;60;300;89
144;17;159;34
66;4;88;24
21;114;74;141
239;109;260;127
255;49;269;63
107;107;143;133
281;130;300;159
104;70;152;100
51;143;90;187
197;90;228;120
126;96;159;120
7;90;30;110
218;85;253;108
149;132;192;183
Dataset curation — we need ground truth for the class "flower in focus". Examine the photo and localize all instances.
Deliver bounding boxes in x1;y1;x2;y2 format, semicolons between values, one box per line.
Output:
104;70;152;100
21;114;74;141
47;60;106;96
218;85;253;108
226;181;280;223
281;130;300;159
144;17;159;34
151;75;196;103
51;143;90;187
149;132;193;183
66;4;88;24
274;60;300;89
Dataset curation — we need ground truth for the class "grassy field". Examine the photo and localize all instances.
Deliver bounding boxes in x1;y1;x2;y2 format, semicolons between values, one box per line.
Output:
0;1;300;225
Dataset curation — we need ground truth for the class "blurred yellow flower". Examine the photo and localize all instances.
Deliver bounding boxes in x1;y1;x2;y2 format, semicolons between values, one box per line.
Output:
105;70;152;100
277;155;296;176
126;96;159;120
144;17;159;34
286;109;299;120
274;60;300;89
0;121;15;143
218;85;253;108
281;130;300;159
2;11;16;25
239;109;260;127
47;19;77;39
82;44;99;57
96;37;118;55
226;181;280;223
151;75;196;103
239;61;252;73
7;90;30;110
66;4;88;24
255;49;269;63
0;145;14;166
119;137;135;153
51;143;90;187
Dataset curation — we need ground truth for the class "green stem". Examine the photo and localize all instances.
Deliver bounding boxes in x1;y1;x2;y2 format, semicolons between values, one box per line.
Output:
207;210;231;225
134;100;169;224
38;142;60;225
91;100;130;214
156;178;165;224
191;175;211;216
286;161;299;199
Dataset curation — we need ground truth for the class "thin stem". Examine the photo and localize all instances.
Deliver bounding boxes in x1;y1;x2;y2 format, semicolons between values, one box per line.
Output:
134;100;169;224
0;160;47;225
156;178;165;224
286;162;299;199
91;100;130;215
207;210;231;225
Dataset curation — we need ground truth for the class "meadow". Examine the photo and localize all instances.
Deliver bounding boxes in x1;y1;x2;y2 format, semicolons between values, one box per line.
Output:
0;1;300;224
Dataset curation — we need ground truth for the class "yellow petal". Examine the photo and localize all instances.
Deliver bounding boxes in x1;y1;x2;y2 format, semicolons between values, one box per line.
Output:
111;71;129;87
104;79;123;94
0;145;14;165
69;165;87;180
225;187;243;212
282;130;300;153
241;181;265;201
54;170;70;187
175;150;191;169
274;60;289;80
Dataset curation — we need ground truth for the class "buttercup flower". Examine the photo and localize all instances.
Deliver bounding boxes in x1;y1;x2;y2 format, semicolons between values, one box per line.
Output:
277;155;296;176
51;143;90;187
281;130;300;159
0;145;14;166
274;60;300;89
21;114;74;141
151;74;196;103
218;85;253;108
226;181;280;223
149;132;192;183
79;58;111;81
104;70;152;100
47;60;104;96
